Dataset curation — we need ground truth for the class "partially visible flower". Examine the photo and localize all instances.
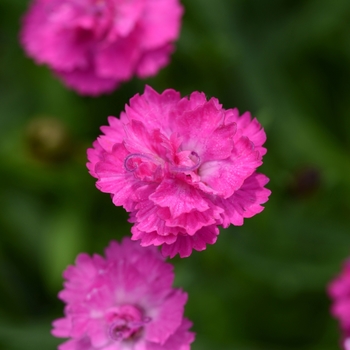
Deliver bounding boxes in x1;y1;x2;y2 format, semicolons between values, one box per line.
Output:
20;0;183;96
87;85;271;258
328;259;350;350
52;238;194;350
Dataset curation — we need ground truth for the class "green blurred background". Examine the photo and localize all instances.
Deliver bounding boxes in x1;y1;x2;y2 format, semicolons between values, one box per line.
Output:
1;0;350;349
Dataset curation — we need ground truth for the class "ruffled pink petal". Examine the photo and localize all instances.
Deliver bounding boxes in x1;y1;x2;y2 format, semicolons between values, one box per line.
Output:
103;240;123;262
199;136;261;198
52;317;71;338
200;122;236;162
94;144;139;210
54;65;118;96
226;109;267;157
136;43;174;78
240;173;271;219
86;141;104;178
83;285;114;313
98;117;125;152
68;318;92;340
85;320;109;348
175;91;214;115
101;344;121;350
161;225;219;258
145;290;187;344
111;254;174;306
160;207;217;236
131;227;178;247
95;35;139;81
138;0;183;49
111;0;145;38
332;300;350;330
123;120;168;157
60;254;98;296
131;200;183;237
126;251;174;297
133;182;160;206
21;2;92;71
150;178;210;217
328;262;350;298
126;86;181;130
216;173;271;227
175;99;225;155
146;319;195;350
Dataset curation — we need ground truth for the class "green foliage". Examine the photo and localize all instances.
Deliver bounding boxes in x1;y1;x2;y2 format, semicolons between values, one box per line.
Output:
1;0;350;349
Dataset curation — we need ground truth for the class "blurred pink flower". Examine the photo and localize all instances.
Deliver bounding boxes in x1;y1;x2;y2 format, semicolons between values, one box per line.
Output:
87;85;271;258
328;260;350;349
20;0;183;96
52;238;194;350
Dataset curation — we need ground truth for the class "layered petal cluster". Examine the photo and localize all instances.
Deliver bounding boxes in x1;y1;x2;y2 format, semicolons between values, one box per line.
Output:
21;0;183;96
52;238;194;350
328;259;350;350
87;86;271;257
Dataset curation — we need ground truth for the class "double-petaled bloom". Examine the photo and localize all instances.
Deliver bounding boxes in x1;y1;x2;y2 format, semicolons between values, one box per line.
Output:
87;86;271;257
21;0;183;95
52;238;194;349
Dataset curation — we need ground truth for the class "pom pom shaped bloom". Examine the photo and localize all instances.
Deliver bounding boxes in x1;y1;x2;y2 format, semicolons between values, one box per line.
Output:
52;238;194;350
20;0;183;96
87;86;271;258
328;259;350;349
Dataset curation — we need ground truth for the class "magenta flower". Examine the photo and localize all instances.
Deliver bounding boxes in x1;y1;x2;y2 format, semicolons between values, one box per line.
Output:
20;0;183;96
328;259;350;349
87;86;271;258
52;238;194;350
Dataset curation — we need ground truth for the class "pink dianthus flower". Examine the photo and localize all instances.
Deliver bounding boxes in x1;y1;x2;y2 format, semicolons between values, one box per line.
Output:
87;85;271;258
52;238;194;350
328;259;350;350
20;0;183;96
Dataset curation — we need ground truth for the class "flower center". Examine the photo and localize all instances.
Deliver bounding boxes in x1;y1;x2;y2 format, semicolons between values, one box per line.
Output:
171;150;201;173
124;153;162;181
124;150;201;181
106;305;150;342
